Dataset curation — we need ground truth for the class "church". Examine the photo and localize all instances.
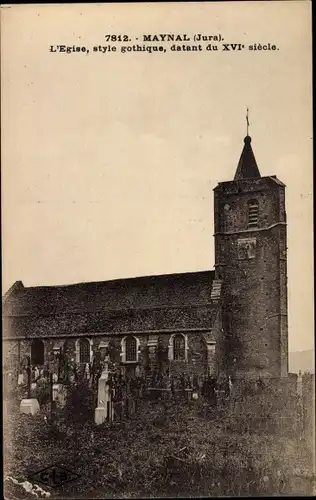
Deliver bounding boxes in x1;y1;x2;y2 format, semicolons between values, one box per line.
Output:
3;134;289;388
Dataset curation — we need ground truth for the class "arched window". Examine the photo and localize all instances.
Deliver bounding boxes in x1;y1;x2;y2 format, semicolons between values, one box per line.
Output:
125;336;137;362
173;334;185;361
79;338;90;364
247;199;259;228
31;339;44;365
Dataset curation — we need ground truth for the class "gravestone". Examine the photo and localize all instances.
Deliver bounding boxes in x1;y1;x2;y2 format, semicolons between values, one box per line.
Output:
52;383;67;407
20;398;40;415
94;358;113;425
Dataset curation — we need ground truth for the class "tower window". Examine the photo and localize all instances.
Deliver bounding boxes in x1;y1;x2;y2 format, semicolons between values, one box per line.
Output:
247;200;259;228
173;334;185;361
125;336;137;362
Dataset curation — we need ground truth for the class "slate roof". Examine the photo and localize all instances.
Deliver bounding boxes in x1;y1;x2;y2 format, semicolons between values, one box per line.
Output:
4;271;216;316
234;136;261;180
3;271;221;339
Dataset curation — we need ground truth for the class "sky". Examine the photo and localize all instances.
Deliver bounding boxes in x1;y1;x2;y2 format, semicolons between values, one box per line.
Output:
1;2;313;352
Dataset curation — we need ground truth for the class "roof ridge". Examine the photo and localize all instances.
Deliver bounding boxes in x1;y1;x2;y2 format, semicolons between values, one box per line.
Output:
22;269;215;290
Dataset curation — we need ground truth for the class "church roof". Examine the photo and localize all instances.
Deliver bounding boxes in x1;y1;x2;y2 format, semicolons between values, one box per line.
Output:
4;271;216;316
234;136;261;180
3;271;221;339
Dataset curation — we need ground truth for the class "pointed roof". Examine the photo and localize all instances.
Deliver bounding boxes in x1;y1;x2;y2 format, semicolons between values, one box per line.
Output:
234;136;261;180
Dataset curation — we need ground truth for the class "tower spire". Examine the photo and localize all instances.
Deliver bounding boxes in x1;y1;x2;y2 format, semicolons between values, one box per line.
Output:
234;113;261;180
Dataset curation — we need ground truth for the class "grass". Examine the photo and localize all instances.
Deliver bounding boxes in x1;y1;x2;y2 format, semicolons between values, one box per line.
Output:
4;393;314;498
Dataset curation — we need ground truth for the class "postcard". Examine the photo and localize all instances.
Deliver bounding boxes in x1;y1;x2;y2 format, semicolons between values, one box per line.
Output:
2;2;314;498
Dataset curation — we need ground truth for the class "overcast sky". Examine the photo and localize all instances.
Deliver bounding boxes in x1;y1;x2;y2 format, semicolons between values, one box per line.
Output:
2;2;313;352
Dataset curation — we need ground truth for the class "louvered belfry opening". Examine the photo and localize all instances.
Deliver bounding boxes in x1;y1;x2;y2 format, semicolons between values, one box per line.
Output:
247;200;259;228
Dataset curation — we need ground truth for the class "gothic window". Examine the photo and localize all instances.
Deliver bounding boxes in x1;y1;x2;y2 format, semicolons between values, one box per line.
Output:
31;339;44;365
79;338;90;364
247;199;259;228
125;336;137;362
173;334;185;361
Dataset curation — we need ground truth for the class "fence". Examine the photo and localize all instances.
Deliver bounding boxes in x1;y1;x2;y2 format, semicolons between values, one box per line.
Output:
4;363;315;443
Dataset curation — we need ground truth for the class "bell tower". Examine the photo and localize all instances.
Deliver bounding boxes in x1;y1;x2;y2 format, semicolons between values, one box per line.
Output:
214;135;288;380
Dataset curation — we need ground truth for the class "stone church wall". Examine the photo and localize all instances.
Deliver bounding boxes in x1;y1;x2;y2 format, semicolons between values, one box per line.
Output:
3;330;215;379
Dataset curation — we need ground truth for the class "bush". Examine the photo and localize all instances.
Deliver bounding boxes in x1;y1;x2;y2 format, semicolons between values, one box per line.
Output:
32;382;51;406
64;380;96;424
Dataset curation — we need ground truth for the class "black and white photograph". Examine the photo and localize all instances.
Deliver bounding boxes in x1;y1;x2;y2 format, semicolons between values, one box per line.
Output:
2;2;314;498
